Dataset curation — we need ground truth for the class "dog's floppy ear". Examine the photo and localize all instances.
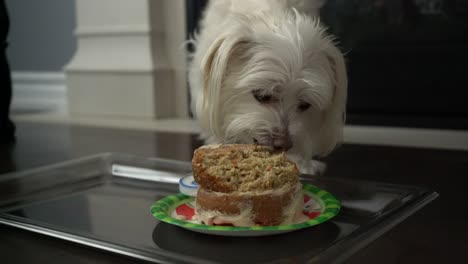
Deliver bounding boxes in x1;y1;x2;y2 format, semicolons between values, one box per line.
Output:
196;35;249;140
316;44;348;156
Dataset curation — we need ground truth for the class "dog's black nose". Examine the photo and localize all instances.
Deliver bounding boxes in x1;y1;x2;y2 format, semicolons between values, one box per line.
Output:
273;137;292;151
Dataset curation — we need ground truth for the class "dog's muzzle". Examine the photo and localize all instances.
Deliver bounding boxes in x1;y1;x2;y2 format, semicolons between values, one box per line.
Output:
272;135;293;151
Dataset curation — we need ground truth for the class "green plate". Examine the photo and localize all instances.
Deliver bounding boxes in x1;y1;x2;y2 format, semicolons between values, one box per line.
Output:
150;183;340;236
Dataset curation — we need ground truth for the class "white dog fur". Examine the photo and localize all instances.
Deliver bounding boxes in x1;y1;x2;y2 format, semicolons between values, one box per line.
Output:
189;0;347;173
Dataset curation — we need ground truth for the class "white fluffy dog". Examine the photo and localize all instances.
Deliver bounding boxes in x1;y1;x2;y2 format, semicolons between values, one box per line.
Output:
189;0;347;172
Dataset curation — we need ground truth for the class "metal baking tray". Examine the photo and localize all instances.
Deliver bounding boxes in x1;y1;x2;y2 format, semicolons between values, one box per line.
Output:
0;153;438;264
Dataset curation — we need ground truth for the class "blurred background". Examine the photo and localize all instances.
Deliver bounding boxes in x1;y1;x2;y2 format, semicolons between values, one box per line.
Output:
2;0;468;149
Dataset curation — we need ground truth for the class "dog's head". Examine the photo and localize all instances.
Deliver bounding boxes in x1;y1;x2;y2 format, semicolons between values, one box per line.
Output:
195;9;347;159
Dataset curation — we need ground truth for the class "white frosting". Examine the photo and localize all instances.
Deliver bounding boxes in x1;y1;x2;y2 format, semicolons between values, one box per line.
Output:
280;183;309;225
193;205;255;226
193;183;307;226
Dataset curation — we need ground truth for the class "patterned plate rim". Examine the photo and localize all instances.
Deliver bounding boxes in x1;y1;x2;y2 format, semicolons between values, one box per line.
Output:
150;183;340;232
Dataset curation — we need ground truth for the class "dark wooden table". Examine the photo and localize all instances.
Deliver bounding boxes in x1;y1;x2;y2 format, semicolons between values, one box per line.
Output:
1;121;467;263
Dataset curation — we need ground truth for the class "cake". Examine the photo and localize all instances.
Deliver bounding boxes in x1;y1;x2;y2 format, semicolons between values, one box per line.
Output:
192;144;306;226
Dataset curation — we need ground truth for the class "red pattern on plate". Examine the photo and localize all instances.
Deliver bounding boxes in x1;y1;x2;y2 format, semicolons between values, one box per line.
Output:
175;204;195;220
304;211;321;219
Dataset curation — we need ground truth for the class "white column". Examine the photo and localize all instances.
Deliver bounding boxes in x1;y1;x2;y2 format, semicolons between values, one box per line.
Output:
65;0;188;119
160;0;189;118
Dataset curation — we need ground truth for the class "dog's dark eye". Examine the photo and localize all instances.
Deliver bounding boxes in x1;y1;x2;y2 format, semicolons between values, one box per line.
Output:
252;90;273;104
298;101;311;112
